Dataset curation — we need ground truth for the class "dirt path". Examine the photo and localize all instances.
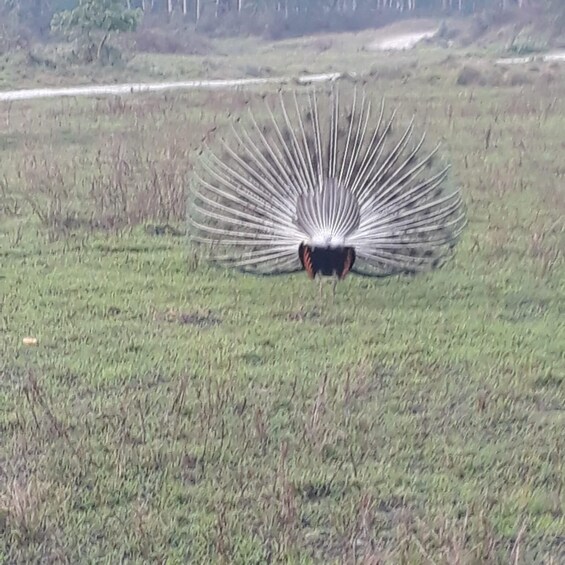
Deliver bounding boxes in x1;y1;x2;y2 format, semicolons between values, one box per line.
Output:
0;72;342;103
495;51;565;65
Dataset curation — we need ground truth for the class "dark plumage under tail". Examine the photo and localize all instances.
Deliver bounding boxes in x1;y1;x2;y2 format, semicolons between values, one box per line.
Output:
188;87;466;278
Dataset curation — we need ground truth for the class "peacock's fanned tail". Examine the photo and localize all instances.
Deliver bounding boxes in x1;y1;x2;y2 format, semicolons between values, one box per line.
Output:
188;87;466;278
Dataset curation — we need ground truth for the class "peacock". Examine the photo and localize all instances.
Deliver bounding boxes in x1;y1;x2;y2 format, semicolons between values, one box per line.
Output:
188;87;466;283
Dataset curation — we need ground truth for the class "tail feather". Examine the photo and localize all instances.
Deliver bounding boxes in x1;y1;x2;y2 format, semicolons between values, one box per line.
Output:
188;86;466;277
295;179;361;246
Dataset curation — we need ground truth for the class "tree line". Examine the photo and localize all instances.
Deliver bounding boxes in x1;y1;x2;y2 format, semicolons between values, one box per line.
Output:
94;0;554;20
0;0;561;61
1;0;556;31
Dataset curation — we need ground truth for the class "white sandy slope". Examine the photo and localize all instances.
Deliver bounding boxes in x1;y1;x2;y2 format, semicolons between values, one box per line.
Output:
369;29;438;51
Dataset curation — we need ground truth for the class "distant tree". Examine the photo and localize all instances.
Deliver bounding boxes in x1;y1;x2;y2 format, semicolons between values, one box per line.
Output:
549;0;565;31
2;0;75;37
51;0;141;63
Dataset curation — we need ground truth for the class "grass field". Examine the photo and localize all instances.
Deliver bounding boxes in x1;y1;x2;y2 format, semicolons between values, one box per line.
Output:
0;30;368;91
0;47;564;563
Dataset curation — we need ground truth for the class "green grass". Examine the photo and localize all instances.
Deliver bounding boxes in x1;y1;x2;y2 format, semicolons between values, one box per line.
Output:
0;56;564;563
